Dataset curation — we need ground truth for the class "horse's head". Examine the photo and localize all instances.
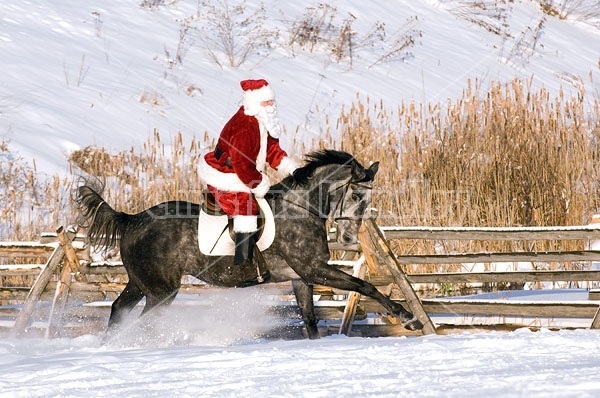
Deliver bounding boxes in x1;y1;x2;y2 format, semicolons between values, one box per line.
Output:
277;150;379;246
268;150;379;245
328;159;379;246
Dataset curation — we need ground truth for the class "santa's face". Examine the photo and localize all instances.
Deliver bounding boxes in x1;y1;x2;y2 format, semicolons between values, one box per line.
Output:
256;101;282;139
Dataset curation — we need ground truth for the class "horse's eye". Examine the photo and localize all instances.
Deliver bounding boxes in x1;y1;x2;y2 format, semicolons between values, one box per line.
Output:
351;192;362;202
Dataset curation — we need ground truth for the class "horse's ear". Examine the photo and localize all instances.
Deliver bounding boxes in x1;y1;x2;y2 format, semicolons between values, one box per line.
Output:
367;162;379;180
351;161;367;182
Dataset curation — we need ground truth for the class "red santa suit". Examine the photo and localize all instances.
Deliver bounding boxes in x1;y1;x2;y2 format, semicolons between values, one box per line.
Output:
199;79;298;234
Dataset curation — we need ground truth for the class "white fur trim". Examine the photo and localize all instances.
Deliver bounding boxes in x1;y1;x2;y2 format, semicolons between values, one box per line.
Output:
256;122;268;172
233;215;258;233
198;155;251;192
242;85;275;116
251;174;271;198
277;156;300;178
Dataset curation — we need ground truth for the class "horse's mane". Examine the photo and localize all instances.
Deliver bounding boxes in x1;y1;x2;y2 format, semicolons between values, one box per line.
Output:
269;149;356;195
294;149;356;184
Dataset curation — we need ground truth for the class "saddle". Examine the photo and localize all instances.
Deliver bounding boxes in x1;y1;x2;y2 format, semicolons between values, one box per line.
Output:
198;191;275;259
198;191;274;281
200;190;265;241
200;190;226;216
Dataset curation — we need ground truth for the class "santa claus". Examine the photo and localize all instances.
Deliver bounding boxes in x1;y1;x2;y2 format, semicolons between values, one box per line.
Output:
199;79;298;285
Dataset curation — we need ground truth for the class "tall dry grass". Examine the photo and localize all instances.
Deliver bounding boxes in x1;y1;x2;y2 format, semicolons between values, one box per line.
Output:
1;78;599;261
68;130;213;213
0;140;71;242
332;78;600;229
327;78;600;262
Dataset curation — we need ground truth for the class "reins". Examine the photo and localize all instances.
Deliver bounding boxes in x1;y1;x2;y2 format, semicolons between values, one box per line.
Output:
330;181;373;222
282;197;323;219
281;180;372;221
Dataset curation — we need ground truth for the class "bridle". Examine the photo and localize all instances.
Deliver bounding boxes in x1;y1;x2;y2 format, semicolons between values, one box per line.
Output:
282;179;372;222
329;180;372;222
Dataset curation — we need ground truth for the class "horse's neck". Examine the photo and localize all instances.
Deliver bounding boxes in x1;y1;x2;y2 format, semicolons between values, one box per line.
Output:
280;166;347;219
275;189;324;218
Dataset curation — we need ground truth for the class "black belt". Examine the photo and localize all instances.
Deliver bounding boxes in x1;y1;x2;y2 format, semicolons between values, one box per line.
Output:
214;147;232;168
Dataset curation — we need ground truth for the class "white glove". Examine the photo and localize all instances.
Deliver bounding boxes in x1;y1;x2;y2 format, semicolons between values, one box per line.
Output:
251;174;271;198
277;156;300;178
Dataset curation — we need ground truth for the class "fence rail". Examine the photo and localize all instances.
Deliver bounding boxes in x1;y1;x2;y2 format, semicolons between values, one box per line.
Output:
1;218;600;338
380;225;600;241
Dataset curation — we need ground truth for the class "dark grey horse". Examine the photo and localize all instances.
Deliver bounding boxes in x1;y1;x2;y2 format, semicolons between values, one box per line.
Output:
75;150;423;339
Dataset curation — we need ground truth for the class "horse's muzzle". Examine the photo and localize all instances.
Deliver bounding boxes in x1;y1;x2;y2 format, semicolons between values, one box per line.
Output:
337;229;358;246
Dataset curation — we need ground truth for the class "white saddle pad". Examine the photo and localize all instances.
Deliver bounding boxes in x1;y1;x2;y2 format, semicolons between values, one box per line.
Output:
198;198;275;256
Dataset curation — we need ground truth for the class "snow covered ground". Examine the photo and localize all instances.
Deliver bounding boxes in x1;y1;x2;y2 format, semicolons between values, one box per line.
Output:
1;328;600;397
0;287;599;397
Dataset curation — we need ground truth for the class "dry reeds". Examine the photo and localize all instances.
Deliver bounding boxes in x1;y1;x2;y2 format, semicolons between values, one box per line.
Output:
319;79;600;230
1;78;599;264
328;78;600;266
68;130;213;214
0;140;71;241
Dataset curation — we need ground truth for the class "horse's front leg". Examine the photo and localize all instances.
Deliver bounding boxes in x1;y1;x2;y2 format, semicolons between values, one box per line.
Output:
292;279;320;339
299;266;423;331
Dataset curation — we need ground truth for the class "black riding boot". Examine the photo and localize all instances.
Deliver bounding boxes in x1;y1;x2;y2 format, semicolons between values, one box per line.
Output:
233;232;270;287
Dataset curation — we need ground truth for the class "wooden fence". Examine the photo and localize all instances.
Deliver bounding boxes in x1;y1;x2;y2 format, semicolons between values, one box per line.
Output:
350;216;600;334
2;215;600;338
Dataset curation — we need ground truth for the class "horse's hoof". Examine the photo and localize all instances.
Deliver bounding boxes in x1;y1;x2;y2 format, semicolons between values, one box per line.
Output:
101;330;113;345
403;317;424;331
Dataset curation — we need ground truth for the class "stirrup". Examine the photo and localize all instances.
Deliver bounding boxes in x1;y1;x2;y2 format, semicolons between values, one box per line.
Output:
237;258;270;287
253;247;268;283
239;270;271;288
237;250;270;287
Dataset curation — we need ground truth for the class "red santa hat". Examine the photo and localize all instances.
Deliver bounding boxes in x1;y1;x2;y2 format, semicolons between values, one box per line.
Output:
241;79;275;116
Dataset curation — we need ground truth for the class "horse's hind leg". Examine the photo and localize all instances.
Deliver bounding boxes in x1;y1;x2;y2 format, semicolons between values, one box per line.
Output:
140;290;178;317
108;281;144;329
292;279;320;339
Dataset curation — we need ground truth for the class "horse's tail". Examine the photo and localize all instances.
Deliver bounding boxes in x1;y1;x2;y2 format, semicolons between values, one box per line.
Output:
74;181;132;251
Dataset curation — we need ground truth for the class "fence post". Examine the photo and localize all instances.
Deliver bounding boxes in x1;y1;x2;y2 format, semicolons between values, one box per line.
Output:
339;217;390;335
10;229;66;337
363;217;437;335
338;224;371;335
47;226;81;338
591;307;600;329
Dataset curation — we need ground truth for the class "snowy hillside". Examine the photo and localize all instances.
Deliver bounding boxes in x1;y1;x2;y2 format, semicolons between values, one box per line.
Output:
2;0;599;175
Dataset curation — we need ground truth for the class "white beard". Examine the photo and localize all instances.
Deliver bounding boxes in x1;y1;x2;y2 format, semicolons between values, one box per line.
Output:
256;105;282;139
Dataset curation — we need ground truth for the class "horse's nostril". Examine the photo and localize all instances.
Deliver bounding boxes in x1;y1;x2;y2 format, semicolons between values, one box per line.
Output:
341;232;356;245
